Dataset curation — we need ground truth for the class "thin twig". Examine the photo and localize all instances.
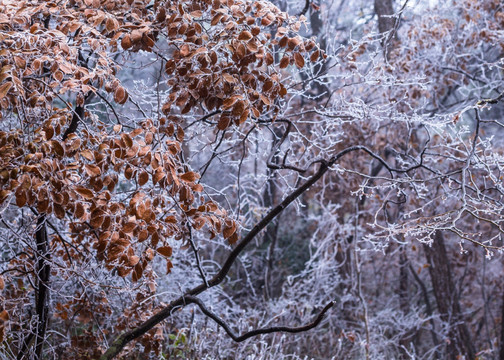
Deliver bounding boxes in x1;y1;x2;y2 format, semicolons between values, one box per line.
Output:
187;225;209;288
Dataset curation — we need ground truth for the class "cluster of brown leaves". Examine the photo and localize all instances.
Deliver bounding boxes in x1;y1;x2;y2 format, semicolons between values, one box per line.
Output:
152;0;321;127
0;0;319;354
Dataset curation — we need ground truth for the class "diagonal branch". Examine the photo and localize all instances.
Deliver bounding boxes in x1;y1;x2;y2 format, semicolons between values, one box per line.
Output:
100;145;403;359
297;0;311;16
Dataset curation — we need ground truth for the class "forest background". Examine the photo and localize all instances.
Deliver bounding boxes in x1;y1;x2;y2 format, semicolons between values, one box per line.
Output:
0;0;504;359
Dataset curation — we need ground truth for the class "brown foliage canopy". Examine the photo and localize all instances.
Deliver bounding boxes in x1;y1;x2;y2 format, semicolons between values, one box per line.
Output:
0;0;320;357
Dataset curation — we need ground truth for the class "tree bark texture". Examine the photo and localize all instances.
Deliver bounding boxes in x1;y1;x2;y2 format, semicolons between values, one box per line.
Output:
423;232;475;359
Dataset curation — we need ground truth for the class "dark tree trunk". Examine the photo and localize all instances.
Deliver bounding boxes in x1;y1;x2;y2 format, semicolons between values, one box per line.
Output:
374;0;395;35
34;216;50;359
374;0;395;57
499;288;504;359
399;247;409;314
308;4;329;97
423;231;475;359
18;216;51;360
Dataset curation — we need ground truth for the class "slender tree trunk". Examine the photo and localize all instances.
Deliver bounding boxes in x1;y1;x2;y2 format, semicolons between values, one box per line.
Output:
18;98;87;359
409;263;440;356
374;0;395;35
308;4;329;97
398;247;409;314
262;126;282;299
374;0;395;58
18;216;51;360
499;288;504;359
423;231;475;359
397;247;412;356
34;216;50;359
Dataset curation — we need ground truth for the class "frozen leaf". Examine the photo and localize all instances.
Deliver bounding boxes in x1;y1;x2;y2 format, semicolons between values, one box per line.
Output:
180;171;199;182
123;222;137;233
121;34;132;49
0;82;12;100
114;86;128;104
138;171;149;186
85;164;101;177
75;187;94;199
128;255;140;266
279;56;289;69
310;49;320;62
238;30;253;41
156;246;172;257
293;52;305;68
74;202;85;219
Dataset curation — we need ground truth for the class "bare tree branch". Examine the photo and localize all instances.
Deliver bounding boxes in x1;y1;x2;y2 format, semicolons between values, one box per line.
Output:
185;295;335;342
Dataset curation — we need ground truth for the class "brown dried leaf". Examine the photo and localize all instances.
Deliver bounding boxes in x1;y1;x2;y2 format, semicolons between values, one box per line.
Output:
132;262;143;282
238;109;249;124
232;100;246;116
310;49;320;62
128;255;140;266
228;231;238;244
80;149;94;161
238;30;253;41
74;202;85;219
138;229;149;242
85;164;101;177
166;259;173;274
180;171;199;182
235;43;246;58
265;52;274;66
294;52;305;69
246;40;258;52
176;126;184;142
217;115;231;130
114;86;128;104
15;188;27;207
193;216;206;230
90;209;105;228
156;246;172;257
123;222;137;233
121;133;133;148
153;169;165;184
165;60;176;74
0;310;8;322
261;15;273;26
142;33;155;48
222;73;236;84
260;94;271;106
131;29;142;43
223;220;236;239
75;186;94;199
222;95;240;109
279;56;289;69
121;34;132;50
288;37;302;50
105;17;116;32
138;171;149;186
0;82;12;100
